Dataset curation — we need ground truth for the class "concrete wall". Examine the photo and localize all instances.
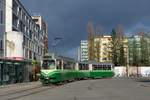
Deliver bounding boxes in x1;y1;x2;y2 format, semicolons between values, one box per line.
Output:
6;31;23;58
114;66;126;77
114;66;150;77
0;0;5;33
0;0;6;57
140;67;150;77
5;0;12;32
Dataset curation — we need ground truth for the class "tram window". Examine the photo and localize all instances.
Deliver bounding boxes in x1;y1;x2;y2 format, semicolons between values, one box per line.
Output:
93;64;112;70
97;65;99;70
42;61;48;69
56;60;61;69
79;64;81;70
42;60;55;69
63;62;71;70
72;64;75;70
79;64;89;70
103;65;106;70
92;65;97;70
86;64;89;70
63;64;67;69
107;65;111;70
70;63;75;70
92;65;95;70
97;65;99;69
81;64;84;70
100;65;103;70
98;65;102;70
79;64;82;70
105;65;108;70
95;65;98;70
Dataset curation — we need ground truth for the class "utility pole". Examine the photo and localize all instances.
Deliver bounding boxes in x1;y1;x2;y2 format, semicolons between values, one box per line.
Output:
126;42;129;77
52;37;62;55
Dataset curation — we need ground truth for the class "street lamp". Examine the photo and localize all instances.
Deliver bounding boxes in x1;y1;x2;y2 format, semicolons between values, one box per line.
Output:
51;37;63;55
126;42;129;77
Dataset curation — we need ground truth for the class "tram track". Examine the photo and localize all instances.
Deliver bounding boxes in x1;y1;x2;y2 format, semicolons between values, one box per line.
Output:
0;85;57;100
0;85;42;96
6;86;55;100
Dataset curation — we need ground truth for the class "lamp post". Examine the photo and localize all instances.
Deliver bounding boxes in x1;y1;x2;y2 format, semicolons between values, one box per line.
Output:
52;37;63;55
126;42;129;77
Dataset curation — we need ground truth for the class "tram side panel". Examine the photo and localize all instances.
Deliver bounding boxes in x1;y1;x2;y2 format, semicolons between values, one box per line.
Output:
61;61;77;82
90;63;114;79
77;63;90;79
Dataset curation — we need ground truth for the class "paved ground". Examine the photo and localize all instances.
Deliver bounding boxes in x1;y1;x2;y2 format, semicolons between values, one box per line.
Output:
0;81;41;95
0;78;150;100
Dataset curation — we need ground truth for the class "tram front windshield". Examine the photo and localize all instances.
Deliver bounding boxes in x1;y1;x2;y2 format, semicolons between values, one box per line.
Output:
42;60;55;69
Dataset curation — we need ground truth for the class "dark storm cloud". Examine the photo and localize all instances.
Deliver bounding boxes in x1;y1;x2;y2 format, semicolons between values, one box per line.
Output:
22;0;150;58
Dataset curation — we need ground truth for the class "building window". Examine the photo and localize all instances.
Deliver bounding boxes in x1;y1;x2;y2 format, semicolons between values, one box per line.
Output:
29;50;32;59
25;49;28;59
0;10;3;24
0;40;3;49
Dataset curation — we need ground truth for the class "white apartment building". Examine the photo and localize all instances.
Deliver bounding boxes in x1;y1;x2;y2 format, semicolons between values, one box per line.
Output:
79;40;88;62
0;0;46;61
79;35;112;62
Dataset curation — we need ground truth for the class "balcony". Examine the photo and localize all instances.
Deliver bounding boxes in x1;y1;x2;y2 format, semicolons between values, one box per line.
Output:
12;15;18;31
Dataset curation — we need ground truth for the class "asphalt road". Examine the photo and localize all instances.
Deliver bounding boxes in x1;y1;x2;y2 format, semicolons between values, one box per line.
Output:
1;78;150;100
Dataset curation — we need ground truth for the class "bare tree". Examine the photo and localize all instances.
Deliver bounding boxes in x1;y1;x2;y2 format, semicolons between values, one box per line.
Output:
112;25;125;66
87;20;95;61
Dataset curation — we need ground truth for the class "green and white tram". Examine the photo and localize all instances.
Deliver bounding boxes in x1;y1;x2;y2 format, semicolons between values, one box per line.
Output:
40;54;114;85
40;54;76;84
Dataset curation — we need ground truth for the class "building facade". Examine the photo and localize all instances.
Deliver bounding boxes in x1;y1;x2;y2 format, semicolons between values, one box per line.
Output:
32;15;48;55
0;0;48;84
0;0;46;61
94;35;113;62
79;36;113;62
0;0;6;57
79;40;88;62
128;35;150;66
